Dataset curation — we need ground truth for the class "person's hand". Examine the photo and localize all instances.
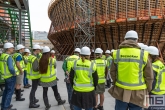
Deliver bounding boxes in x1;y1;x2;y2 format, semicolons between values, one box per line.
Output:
66;71;69;76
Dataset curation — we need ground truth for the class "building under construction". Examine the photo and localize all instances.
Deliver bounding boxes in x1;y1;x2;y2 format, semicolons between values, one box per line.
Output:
48;0;165;60
0;0;32;51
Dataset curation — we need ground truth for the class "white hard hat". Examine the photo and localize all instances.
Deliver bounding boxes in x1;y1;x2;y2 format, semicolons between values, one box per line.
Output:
40;46;44;50
138;43;148;50
111;49;115;53
95;48;103;54
33;44;41;49
80;46;91;55
146;46;159;55
51;50;55;53
4;42;14;49
105;50;111;54
138;43;144;48
16;44;25;50
42;46;50;53
24;49;30;53
74;48;81;53
124;30;138;39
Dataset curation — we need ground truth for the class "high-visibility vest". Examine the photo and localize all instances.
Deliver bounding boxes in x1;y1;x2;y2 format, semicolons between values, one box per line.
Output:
13;53;25;71
38;53;42;59
101;55;106;60
92;59;106;84
40;58;56;82
27;55;41;79
67;55;79;73
106;56;113;70
113;48;148;90
151;60;165;95
73;59;96;92
23;55;28;71
0;53;19;79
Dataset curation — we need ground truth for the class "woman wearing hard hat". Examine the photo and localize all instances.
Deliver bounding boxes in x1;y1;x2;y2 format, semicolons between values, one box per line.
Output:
69;46;98;110
23;49;31;88
50;50;59;81
39;46;66;110
146;46;165;110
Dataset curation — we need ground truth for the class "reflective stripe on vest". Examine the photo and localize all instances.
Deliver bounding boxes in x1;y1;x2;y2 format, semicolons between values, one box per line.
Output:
73;60;94;87
13;53;25;70
152;64;159;69
152;69;165;93
28;57;39;76
40;58;56;78
107;56;112;69
94;59;106;83
0;54;18;79
26;55;40;80
115;49;146;87
151;60;165;94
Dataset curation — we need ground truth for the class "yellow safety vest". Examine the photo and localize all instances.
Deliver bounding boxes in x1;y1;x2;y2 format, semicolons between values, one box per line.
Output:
38;53;42;59
23;55;28;71
101;55;106;60
27;55;41;79
92;59;106;84
0;53;19;79
73;59;96;92
13;53;25;71
106;56;113;70
113;48;148;90
40;58;56;82
67;55;79;73
151;60;165;95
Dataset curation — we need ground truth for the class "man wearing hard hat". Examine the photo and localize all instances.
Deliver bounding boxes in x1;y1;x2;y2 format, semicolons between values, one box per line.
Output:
27;44;41;108
62;48;81;110
109;30;154;109
0;43;18;110
105;50;112;88
146;46;165;110
23;49;31;88
93;48;107;110
13;44;25;101
50;50;59;81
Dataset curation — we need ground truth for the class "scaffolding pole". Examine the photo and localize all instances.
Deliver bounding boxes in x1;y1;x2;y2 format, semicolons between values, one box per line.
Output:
74;0;95;49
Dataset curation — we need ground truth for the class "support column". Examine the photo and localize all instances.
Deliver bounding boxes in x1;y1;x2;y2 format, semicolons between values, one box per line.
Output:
19;9;22;44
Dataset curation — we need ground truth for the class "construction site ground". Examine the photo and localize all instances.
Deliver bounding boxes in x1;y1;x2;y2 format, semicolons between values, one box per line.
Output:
0;61;115;110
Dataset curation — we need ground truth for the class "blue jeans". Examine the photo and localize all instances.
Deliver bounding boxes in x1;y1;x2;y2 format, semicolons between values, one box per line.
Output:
73;105;93;110
66;82;73;106
23;70;28;86
115;99;142;110
1;76;16;110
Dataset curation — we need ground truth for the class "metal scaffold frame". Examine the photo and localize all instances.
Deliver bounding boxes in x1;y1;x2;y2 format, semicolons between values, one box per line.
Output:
74;0;95;49
0;0;33;49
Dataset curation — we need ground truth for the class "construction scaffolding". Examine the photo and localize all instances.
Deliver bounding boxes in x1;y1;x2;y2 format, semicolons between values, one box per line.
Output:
74;0;95;49
0;0;33;51
48;0;165;60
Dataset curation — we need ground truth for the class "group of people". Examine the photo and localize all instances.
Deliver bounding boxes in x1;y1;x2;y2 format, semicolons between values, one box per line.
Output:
0;30;165;110
62;30;165;110
0;44;65;110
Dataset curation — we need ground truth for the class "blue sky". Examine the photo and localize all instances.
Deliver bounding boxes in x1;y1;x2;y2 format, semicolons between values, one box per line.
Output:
29;0;51;32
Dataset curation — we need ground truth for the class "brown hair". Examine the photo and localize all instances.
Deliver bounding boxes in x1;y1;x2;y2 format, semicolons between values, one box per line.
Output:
39;52;50;74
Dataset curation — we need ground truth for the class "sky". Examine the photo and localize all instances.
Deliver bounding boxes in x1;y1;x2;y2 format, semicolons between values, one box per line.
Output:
29;0;51;32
